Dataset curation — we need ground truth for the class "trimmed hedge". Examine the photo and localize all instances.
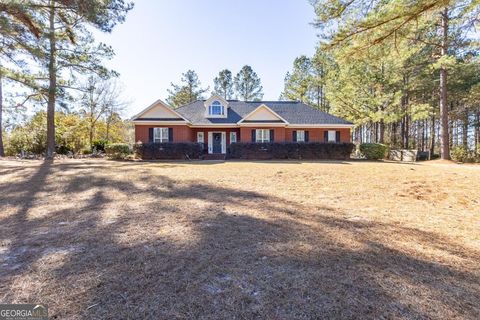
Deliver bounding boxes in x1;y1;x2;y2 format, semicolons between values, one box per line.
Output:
105;143;131;159
359;143;388;160
134;142;202;160
228;142;355;160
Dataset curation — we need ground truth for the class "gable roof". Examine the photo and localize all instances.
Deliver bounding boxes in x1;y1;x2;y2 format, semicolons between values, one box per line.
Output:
238;104;289;124
175;100;353;126
132;100;189;122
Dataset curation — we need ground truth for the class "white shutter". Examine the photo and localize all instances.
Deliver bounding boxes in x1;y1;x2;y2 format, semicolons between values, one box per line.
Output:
221;132;226;154
208;132;213;154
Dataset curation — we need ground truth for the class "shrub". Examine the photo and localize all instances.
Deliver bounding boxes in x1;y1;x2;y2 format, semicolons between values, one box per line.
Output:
134;142;202;160
450;146;471;162
56;145;73;155
105;143;131;159
359;143;388;160
92;139;108;152
228;142;355;160
81;148;92;155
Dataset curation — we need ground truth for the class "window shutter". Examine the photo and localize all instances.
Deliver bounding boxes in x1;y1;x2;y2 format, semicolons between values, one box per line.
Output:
270;129;274;142
305;131;309;142
292;130;297;142
251;129;256;142
324;131;328;143
149;128;154;143
336;131;341;143
168;128;174;142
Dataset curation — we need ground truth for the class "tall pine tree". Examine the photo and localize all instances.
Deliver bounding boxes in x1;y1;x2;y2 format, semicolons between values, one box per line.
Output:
234;65;264;101
213;69;234;100
167;70;209;107
312;0;479;159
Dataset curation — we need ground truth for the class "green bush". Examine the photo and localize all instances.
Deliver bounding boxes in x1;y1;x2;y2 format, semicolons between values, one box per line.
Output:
228;142;355;160
134;142;202;160
359;143;388;160
81;148;92;155
92;139;108;152
450;146;471;162
56;145;74;155
105;143;131;159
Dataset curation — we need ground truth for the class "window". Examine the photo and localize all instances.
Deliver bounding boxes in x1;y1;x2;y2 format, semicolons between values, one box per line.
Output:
328;130;336;142
197;132;204;143
154;127;169;143
230;132;237;144
256;129;270;143
297;130;305;142
209;100;224;116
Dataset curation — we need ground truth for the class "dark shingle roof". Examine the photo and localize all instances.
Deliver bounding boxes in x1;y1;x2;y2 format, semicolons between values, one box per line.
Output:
175;100;352;125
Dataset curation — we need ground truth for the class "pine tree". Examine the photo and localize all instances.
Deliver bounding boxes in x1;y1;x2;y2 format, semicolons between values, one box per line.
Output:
167;70;209;107
282;56;313;103
234;65;264;101
312;0;480;159
0;1;41;157
213;69;234;100
28;0;133;159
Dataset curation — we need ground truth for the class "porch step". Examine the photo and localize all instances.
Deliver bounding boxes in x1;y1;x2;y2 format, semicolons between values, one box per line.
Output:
203;154;226;161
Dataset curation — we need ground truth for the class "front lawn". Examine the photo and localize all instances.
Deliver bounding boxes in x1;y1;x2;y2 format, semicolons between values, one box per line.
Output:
0;159;479;319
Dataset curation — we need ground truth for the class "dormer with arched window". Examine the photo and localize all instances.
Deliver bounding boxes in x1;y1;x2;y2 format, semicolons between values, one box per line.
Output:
204;94;229;118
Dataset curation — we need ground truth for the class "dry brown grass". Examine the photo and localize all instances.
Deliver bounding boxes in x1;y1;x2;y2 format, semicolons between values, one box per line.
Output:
0;159;479;319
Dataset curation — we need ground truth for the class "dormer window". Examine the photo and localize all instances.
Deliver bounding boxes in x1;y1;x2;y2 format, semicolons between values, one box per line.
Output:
209;100;224;116
204;95;229;118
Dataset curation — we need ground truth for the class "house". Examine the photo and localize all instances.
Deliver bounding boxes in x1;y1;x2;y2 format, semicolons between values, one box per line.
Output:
132;94;354;157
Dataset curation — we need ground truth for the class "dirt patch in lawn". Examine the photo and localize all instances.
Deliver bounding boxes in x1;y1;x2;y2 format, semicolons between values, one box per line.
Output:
0;159;479;319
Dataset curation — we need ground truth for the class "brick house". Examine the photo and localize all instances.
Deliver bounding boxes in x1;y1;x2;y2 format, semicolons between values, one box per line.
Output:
133;94;353;157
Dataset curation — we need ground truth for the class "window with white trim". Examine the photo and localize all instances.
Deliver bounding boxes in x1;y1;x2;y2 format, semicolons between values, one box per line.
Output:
230;132;237;144
256;129;270;143
208;100;224;116
297;130;305;142
154;127;169;143
197;132;204;143
328;130;336;142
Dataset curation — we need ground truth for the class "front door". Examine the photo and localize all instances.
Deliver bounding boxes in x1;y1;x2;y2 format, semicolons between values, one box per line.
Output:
212;133;222;154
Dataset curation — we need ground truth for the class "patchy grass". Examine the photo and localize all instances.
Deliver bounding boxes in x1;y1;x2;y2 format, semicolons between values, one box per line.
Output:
0;159;479;319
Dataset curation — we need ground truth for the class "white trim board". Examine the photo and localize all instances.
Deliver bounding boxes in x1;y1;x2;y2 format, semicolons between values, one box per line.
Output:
133;122;354;128
286;124;354;128
132;121;189;126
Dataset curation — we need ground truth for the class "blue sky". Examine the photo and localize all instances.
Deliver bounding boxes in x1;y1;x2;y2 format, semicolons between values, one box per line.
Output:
94;0;319;116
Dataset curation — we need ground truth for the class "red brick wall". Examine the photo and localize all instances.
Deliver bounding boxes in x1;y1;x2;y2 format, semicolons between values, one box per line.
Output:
135;125;193;143
191;128;240;145
135;125;351;144
239;127;287;142
284;128;351;143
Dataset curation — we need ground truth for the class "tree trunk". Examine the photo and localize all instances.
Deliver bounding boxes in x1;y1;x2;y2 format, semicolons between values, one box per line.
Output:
106;116;111;142
379;119;385;144
404;114;410;149
439;7;450;159
475;111;480;154
0;67;4;157
46;1;57;160
89;122;94;149
430;115;436;156
462;112;469;149
391;122;397;147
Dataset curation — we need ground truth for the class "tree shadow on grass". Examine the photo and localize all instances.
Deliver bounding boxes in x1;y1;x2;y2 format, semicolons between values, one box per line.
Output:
0;160;478;319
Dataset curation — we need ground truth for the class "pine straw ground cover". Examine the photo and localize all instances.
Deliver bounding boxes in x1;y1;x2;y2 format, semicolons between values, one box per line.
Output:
0;159;479;319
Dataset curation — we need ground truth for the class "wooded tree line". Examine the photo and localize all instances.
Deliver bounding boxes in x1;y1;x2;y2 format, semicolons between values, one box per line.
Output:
167;65;264;107
0;0;133;158
283;0;480;159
